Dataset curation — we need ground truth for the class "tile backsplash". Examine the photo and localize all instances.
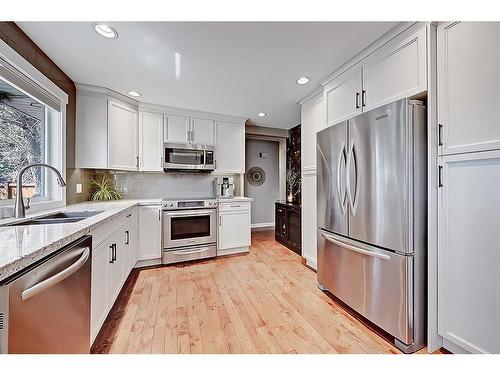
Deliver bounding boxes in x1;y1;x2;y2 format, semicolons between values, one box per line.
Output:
110;171;241;199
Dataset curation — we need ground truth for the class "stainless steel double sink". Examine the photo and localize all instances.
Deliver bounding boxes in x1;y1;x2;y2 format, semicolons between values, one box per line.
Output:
3;211;103;226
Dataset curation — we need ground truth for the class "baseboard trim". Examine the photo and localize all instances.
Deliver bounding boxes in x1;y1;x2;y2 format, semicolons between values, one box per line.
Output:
134;258;161;268
303;255;317;271
251;222;275;228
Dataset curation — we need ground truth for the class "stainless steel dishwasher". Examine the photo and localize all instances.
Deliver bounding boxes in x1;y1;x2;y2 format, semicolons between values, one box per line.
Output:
0;236;92;354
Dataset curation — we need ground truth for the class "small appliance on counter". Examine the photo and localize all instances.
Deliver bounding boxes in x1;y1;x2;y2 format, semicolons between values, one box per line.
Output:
213;177;234;198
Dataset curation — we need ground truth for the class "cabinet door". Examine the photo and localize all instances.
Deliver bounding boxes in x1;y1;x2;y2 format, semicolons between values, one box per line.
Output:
287;207;301;250
438;150;500;353
164;114;189;143
275;205;287;240
108;230;125;306
139;112;163;171
124;209;138;272
324;65;362;127
215;121;244;173
76;94;108;169
138;205;162;261
362;27;426;112
108;100;138;171
190;118;215;145
438;22;500;155
218;210;251;250
91;238;111;343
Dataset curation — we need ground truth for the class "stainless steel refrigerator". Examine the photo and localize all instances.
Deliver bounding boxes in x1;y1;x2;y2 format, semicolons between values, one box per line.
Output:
316;98;427;353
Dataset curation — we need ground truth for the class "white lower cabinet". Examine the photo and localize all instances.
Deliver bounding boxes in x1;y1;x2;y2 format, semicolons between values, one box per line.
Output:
218;202;251;255
90;207;141;344
137;205;162;261
438;150;500;353
90;236;111;343
124;208;138;271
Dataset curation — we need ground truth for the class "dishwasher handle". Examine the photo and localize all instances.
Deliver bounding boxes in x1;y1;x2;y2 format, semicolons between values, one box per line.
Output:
21;247;90;301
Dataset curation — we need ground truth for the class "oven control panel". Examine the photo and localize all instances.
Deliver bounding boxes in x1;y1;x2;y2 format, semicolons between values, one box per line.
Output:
162;199;217;210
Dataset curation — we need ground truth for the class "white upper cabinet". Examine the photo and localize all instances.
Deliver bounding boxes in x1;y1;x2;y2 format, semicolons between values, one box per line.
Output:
324;66;363;126
214;121;244;173
190;118;215;145
438;22;500;155
108;100;138;171
164;114;189;143
301;94;325;169
437;150;500;354
76;94;108;169
362;27;427;112
139;112;163;171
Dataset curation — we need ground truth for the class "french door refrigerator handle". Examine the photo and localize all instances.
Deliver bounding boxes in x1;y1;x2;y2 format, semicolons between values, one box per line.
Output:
336;141;346;215
345;138;359;215
21;247;90;301
320;230;391;261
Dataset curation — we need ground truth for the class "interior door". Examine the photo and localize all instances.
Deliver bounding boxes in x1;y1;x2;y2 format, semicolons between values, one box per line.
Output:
348;99;409;253
316;121;348;236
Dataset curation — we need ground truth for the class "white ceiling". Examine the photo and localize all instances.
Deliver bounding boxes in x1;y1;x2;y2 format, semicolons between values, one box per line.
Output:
18;22;398;129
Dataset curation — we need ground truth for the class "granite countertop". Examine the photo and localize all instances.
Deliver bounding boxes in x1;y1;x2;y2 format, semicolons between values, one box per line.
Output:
275;200;301;208
217;196;253;202
0;199;162;282
0;196;253;282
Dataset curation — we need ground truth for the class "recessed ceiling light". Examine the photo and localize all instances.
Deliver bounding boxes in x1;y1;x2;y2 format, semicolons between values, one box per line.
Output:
296;76;310;85
127;90;142;97
257;112;267;117
94;23;118;39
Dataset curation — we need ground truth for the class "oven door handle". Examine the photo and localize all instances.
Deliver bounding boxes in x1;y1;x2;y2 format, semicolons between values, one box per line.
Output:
163;210;215;217
172;246;213;255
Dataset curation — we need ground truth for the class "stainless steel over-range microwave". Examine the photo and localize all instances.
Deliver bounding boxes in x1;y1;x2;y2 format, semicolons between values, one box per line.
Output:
163;143;215;171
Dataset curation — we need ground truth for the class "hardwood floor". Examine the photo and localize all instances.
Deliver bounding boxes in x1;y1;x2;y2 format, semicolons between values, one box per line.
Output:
91;230;431;354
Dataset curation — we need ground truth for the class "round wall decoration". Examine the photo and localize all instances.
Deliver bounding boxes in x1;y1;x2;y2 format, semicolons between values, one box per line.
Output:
247;166;266;186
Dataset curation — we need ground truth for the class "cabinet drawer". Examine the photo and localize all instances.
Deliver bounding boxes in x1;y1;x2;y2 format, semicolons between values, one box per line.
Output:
317;229;412;345
218;201;250;212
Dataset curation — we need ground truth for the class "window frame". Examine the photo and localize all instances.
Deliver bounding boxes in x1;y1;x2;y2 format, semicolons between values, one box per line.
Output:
0;39;68;217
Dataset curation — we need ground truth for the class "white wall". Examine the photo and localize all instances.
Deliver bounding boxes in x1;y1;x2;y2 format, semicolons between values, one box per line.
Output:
245;139;279;226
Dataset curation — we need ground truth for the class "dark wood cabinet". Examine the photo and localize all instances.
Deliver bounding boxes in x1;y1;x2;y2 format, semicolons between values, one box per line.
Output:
274;202;301;255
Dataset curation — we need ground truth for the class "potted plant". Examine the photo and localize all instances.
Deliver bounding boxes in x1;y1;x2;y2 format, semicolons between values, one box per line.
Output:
90;175;122;202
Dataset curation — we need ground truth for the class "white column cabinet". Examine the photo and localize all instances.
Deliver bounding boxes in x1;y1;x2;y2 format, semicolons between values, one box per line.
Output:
164;114;190;143
108;100;139;171
300;93;325;270
190;118;215;145
138;205;162;261
324;66;363;126
437;22;500;156
214;121;244;173
437;150;500;354
362;27;427;111
139;112;163;171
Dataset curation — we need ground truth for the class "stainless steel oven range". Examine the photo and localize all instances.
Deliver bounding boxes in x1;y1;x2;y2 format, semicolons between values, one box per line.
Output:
162;197;217;264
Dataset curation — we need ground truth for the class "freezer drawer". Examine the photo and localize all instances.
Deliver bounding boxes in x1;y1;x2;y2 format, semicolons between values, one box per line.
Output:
317;229;413;345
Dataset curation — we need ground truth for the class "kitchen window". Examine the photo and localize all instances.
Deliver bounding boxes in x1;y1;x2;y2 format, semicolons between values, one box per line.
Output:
0;77;46;201
0;41;68;215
